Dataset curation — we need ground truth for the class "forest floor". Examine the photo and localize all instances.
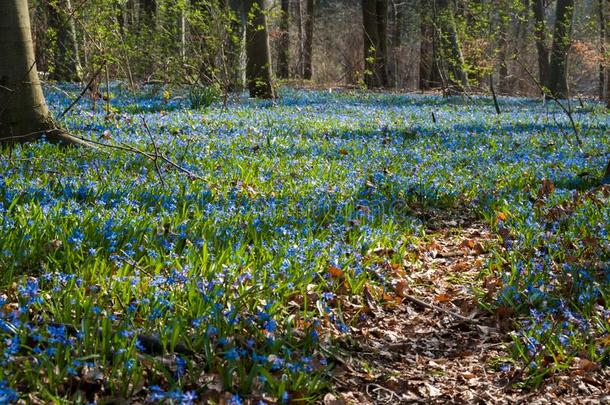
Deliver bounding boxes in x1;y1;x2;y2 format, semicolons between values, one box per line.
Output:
326;208;610;404
1;87;609;403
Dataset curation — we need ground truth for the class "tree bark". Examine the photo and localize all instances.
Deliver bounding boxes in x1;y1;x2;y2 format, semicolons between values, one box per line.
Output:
376;0;389;86
295;0;305;78
497;0;510;94
245;0;275;99
362;0;388;87
419;3;441;89
0;0;85;144
303;0;314;80
602;0;610;109
140;0;156;22
532;0;550;89
277;0;290;79
47;0;82;82
390;0;404;88
228;0;247;91
599;0;606;100
548;0;574;99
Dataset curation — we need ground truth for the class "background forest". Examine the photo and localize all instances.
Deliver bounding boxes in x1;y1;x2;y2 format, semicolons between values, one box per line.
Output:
31;0;610;101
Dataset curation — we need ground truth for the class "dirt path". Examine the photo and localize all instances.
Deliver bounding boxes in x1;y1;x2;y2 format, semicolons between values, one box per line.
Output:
326;217;610;404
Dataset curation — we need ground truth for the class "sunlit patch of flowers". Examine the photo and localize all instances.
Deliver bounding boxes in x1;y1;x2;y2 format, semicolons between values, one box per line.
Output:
0;85;609;400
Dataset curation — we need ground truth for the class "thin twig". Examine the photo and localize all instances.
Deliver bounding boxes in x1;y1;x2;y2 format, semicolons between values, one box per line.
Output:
514;57;582;147
402;293;479;324
139;115;166;186
58;63;106;119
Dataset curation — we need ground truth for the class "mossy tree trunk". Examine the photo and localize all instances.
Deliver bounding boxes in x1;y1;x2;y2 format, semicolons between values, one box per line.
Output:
548;0;574;99
0;0;84;145
245;0;275;99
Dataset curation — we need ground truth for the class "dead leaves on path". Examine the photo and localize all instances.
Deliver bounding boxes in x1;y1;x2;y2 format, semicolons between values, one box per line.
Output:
327;221;610;404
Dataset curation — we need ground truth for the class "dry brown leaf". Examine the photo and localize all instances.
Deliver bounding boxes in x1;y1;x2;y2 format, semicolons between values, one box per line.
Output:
329;266;344;278
434;293;452;303
451;262;469;272
394;280;409;298
573;357;599;373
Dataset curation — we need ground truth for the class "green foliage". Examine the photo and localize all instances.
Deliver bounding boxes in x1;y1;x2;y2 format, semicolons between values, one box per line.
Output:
188;84;221;110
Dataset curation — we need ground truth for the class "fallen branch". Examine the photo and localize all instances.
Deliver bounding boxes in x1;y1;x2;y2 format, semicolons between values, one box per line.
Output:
401;293;479;324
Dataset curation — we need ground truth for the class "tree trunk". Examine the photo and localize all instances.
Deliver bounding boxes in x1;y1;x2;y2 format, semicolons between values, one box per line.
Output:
548;0;574;99
47;0;82;82
376;0;389;86
497;0;510;94
245;0;275;99
277;0;290;79
602;0;610;108
228;0;247;91
295;0;305;78
140;0;156;22
362;0;388;87
420;4;441;89
599;0;606;100
303;0;314;80
0;0;84;144
532;0;550;89
390;0;404;88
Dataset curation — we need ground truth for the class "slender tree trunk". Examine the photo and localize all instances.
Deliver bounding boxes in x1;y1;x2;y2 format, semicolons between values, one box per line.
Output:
277;0;290;79
606;0;610;109
0;0;83;144
47;0;82;82
295;0;304;78
532;0;550;89
514;0;530;93
420;3;440;89
303;0;314;80
497;0;510;94
548;0;574;99
390;0;404;88
245;0;274;99
599;0;607;100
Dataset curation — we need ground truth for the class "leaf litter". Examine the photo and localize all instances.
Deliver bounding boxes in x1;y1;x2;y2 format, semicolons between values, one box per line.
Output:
325;209;610;404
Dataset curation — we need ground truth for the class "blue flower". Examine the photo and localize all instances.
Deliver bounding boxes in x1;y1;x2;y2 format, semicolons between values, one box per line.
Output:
224;348;240;360
0;380;18;403
175;355;186;378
